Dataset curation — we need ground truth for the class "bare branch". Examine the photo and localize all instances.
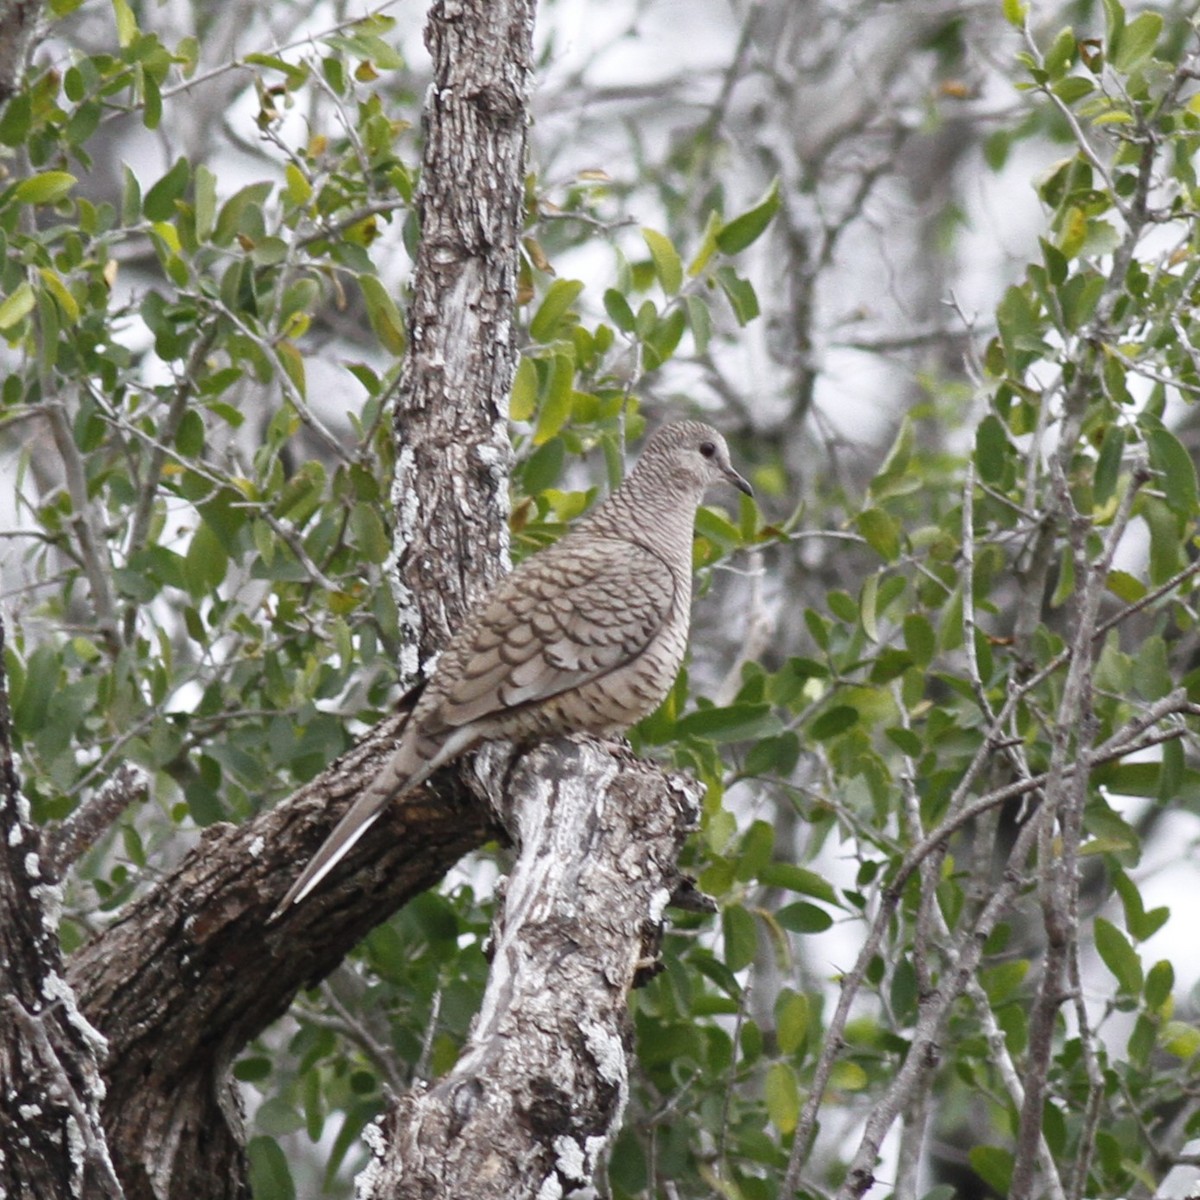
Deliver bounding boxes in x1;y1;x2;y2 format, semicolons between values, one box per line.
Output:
42;764;150;882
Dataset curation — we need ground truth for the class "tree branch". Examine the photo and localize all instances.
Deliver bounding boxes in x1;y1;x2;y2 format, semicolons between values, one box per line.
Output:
42;762;150;881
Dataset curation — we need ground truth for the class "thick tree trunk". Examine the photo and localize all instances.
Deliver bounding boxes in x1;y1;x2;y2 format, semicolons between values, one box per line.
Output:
0;616;123;1200
389;0;533;673
363;740;704;1199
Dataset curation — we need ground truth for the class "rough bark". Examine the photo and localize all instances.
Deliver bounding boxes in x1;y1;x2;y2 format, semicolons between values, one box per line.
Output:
68;704;495;1200
389;0;533;679
361;740;703;1200
0;615;123;1200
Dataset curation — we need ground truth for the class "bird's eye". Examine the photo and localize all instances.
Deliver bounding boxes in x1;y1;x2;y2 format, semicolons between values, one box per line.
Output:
699;441;716;458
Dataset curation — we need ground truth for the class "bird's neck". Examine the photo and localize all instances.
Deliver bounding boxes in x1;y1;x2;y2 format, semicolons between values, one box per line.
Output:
583;472;703;572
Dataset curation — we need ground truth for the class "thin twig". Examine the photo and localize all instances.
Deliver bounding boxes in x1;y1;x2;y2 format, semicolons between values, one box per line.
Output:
153;2;404;104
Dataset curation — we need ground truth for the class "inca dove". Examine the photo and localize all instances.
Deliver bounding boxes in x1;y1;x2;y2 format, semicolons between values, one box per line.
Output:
272;420;751;916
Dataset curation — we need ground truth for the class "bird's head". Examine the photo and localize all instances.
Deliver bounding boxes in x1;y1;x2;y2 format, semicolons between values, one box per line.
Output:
637;420;753;501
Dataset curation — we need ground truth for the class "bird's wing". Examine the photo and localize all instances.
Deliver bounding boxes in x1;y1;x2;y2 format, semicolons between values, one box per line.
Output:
269;540;679;920
424;538;679;731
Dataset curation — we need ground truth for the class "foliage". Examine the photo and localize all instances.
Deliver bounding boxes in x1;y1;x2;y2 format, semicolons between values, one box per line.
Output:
3;0;1200;1198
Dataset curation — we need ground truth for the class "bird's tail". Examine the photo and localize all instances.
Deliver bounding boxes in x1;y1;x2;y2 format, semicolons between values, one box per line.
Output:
268;783;394;920
268;721;475;921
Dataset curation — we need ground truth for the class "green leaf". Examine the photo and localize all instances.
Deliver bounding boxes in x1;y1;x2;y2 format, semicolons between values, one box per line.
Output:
1043;26;1078;79
715;267;760;325
0;93;31;146
530;279;584;343
276;341;306;398
1094;915;1143;996
758;862;837;905
15;171;77;205
603;288;635;332
143;71;162;131
809;705;858;740
1113;11;1162;71
968;1146;1013;1195
735;819;775;881
674;702;780;743
829;1061;868;1091
1002;0;1027;27
358;275;406;355
859;574;879;642
184;520;229;597
996;284;1039;363
856;508;901;562
351;503;391;563
1113;869;1170;942
12;646;59;734
280;279;320;325
974;414;1008;485
764;1060;799;1133
684;295;712;354
0;281;35;331
642;228;683;295
175;409;205;457
979;959;1029;1005
1159;736;1183;805
686;209;722;277
233;1056;272;1083
143;157;190;221
1148;428;1198;517
111;0;137;46
1143;496;1185;586
869;417;915;499
1105;569;1145;603
776;902;834;934
694;506;741;548
903;613;935;667
284;162;312;206
775;989;810;1055
510;356;538;422
743;731;801;777
120;164;142;225
1145;960;1174;1012
521;437;564;494
716;180;780;254
194;164;217;241
644;308;686;368
246;1136;296;1200
1162;1021;1200;1059
722;904;757;971
1093;424;1124;506
214;181;273;246
532;354;573;445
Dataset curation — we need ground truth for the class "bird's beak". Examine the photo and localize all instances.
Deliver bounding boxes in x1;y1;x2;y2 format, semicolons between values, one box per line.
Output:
725;466;753;497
